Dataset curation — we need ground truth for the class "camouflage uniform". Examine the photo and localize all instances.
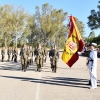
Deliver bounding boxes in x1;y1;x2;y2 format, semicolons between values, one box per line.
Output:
34;47;37;62
1;47;5;62
35;44;44;72
14;48;18;62
29;46;33;65
43;47;48;63
7;47;11;61
49;46;59;73
11;48;14;61
20;46;27;72
27;46;30;66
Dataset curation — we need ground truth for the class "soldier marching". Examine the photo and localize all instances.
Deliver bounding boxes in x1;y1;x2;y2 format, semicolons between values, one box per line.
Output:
43;46;48;63
34;44;44;72
11;48;14;61
49;45;59;73
20;44;28;72
0;44;60;73
1;47;5;62
7;47;11;61
14;47;18;62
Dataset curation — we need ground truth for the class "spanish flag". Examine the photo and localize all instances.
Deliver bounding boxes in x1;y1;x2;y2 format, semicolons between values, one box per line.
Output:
62;16;84;67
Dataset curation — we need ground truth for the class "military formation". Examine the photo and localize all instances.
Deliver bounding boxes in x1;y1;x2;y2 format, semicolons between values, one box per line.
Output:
0;44;59;73
1;47;18;62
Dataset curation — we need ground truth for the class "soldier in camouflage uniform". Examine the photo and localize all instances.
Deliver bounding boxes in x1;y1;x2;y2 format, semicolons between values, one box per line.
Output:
1;47;5;62
20;45;28;72
11;48;14;61
29;46;33;65
35;44;44;72
7;47;11;61
34;47;37;62
49;45;59;73
26;46;30;66
43;46;48;63
14;47;18;62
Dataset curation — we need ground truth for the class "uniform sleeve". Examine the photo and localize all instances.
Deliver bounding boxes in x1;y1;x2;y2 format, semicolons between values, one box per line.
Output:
49;50;51;57
34;49;36;56
4;50;5;54
57;50;59;59
92;51;97;68
42;49;44;56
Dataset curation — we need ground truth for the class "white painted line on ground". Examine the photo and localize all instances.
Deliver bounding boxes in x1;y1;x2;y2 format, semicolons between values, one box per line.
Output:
35;72;41;100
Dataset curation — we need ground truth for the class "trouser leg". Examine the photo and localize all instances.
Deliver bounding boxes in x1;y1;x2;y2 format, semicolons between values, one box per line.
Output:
41;58;43;67
14;55;17;62
36;58;42;72
89;80;91;85
27;59;29;67
38;58;41;72
22;64;24;71
52;58;56;72
54;61;57;73
24;58;27;72
14;55;16;62
8;55;10;61
30;59;32;65
51;64;54;72
12;55;14;61
31;58;33;64
36;57;39;71
90;68;97;88
2;55;4;62
21;59;25;71
50;58;54;72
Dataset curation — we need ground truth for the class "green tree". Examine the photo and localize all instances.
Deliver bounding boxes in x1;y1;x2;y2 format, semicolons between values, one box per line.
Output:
87;1;100;30
35;3;68;47
76;19;85;38
0;4;13;48
21;14;40;47
9;5;28;47
89;31;95;38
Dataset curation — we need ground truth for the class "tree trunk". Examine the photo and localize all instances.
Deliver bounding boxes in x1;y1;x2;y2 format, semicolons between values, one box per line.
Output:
4;37;7;49
53;37;55;45
4;32;7;48
15;33;17;48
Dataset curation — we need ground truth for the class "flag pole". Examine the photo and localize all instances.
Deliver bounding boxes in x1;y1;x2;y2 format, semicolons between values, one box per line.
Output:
71;16;81;39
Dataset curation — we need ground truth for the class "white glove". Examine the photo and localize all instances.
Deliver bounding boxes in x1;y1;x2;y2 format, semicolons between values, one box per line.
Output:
50;56;52;58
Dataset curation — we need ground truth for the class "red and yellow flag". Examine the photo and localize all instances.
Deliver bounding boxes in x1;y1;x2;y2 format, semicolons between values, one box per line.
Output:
62;16;84;67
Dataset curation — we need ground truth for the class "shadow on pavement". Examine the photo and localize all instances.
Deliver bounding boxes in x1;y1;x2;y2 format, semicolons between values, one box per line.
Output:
0;61;52;72
0;75;100;89
0;61;37;71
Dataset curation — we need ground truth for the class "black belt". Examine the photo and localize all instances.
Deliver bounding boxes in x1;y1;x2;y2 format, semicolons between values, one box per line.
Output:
89;60;93;61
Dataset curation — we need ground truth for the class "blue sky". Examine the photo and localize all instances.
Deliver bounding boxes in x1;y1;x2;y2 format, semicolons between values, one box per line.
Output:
0;0;99;37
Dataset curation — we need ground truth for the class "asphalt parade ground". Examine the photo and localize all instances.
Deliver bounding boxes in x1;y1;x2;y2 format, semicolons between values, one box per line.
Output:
0;52;100;100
